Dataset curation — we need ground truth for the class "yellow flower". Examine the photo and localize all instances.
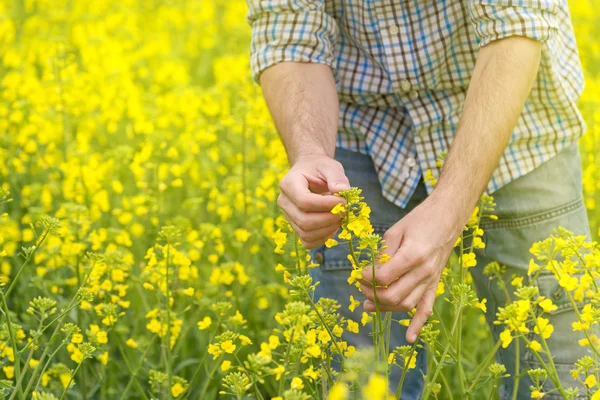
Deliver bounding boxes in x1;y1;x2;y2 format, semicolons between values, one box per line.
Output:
587;375;597;388
330;203;346;215
362;374;387;399
511;276;523;287
460;252;477;268
347;320;359;334
500;329;512;348
476;298;487;313
361;312;373;326
333;325;344;337
528;259;541;276
404;352;417;369
528;340;542;352
388;353;396;365
221;360;232;371
303;365;319;381
3;366;14;379
291;377;304;390
171;382;185;398
269;335;280;349
349;295;361;312
220;340;236;354
538;298;557;313
344;346;356;357
71;333;84;344
534;317;554;339
197;317;212;330
98;351;109;366
97;331;108;344
531;390;545;398
126;338;138;349
325;238;338;248
273;365;285;380
239;335;253;346
558;274;578;291
328;383;349;400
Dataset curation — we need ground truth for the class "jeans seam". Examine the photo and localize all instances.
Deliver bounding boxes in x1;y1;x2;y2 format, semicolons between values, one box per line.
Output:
479;196;584;230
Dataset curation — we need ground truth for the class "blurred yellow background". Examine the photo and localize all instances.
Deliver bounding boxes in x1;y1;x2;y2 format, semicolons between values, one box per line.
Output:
0;0;598;398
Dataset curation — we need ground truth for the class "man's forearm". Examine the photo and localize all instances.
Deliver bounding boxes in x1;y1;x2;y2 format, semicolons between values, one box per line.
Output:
432;37;542;229
260;62;339;164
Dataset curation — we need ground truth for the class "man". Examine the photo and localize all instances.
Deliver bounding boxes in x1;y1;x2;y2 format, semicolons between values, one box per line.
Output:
245;0;589;398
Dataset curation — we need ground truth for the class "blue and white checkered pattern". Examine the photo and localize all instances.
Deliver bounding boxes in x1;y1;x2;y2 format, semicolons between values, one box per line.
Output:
246;0;586;208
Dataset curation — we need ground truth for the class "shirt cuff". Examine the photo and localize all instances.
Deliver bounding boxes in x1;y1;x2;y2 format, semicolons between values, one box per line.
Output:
248;10;338;84
469;0;560;47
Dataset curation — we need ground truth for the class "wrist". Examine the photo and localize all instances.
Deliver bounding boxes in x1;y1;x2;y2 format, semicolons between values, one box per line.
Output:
427;186;474;237
289;147;334;166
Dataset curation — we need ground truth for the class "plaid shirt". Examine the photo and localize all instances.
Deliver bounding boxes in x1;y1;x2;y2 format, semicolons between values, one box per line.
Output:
246;0;586;208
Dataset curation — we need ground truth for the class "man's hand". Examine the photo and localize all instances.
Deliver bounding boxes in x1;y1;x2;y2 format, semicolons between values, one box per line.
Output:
360;193;461;342
278;155;350;249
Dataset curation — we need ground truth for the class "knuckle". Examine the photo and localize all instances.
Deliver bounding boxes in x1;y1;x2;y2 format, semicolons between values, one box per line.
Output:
399;299;414;311
376;271;391;286
421;306;433;317
421;263;436;277
295;213;308;229
378;290;394;304
410;251;427;266
296;197;310;211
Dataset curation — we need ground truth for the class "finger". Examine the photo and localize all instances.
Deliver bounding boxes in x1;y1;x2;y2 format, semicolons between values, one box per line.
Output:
280;173;345;212
300;228;339;250
363;299;409;313
361;245;414;287
279;196;343;231
406;288;436;343
360;271;425;309
287;218;340;243
315;163;350;194
379;228;404;263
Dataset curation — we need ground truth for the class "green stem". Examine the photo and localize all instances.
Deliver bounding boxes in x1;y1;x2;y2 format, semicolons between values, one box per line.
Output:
198;356;222;400
5;230;49;298
511;336;520;400
466;338;502;394
1;294;23;400
164;243;173;400
278;327;296;395
421;304;464;399
59;361;84;400
395;332;420;399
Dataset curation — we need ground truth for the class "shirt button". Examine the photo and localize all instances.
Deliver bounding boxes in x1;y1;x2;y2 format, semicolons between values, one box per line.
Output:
406;157;416;167
314;251;324;264
389;25;399;35
409;90;419;99
400;80;411;91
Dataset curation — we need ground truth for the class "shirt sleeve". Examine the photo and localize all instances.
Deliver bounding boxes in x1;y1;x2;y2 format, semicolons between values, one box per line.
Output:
245;0;338;83
468;0;560;47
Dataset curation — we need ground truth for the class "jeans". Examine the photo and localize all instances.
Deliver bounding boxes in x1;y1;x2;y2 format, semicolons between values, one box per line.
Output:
309;142;590;399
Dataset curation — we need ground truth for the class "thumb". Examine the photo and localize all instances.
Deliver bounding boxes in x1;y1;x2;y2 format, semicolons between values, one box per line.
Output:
319;161;350;194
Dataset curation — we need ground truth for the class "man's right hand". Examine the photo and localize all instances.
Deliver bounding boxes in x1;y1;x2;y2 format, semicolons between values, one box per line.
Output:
277;154;350;249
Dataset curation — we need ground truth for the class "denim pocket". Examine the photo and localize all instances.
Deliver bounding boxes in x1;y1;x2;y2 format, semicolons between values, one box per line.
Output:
312;224;389;272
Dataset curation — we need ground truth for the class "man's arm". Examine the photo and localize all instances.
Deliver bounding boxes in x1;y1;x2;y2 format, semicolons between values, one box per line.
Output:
245;0;350;248
433;37;542;231
261;62;338;164
361;36;542;342
261;62;350;249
